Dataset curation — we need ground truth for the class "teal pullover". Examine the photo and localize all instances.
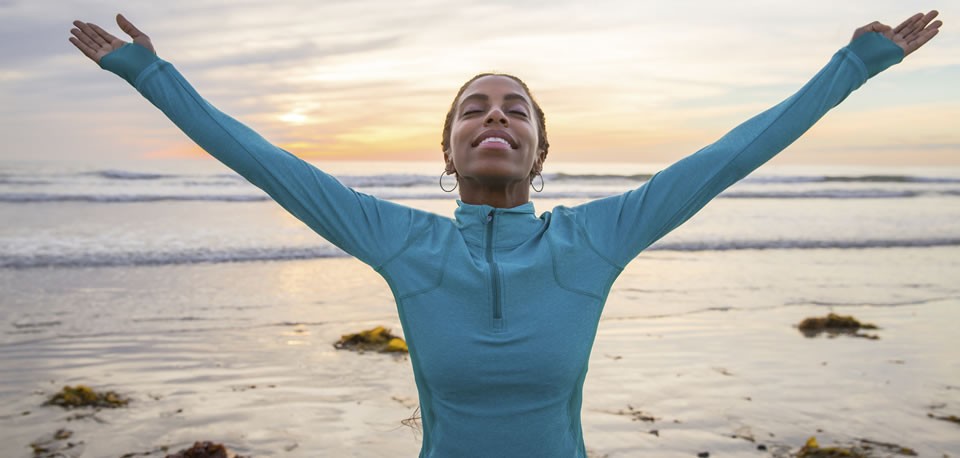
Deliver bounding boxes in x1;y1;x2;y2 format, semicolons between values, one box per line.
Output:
100;32;903;457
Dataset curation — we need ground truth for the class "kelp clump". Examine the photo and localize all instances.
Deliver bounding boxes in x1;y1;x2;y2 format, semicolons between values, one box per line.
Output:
164;441;249;458
44;385;129;409
30;428;81;458
613;404;656;422
927;412;960;424
795;436;917;457
797;313;879;339
334;325;408;354
796;436;867;458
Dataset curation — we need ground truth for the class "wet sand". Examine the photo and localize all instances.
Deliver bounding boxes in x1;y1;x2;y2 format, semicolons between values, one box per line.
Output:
1;248;958;457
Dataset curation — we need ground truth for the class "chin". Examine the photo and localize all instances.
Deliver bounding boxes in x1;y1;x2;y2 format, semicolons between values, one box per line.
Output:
462;163;526;184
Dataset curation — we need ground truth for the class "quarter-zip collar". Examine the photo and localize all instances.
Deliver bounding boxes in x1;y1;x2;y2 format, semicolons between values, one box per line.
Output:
454;199;542;249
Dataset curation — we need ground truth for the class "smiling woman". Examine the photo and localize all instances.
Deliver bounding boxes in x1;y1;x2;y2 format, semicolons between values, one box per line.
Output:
441;73;550;206
69;10;942;458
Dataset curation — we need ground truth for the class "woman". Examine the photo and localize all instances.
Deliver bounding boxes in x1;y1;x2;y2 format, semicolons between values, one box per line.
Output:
69;11;941;457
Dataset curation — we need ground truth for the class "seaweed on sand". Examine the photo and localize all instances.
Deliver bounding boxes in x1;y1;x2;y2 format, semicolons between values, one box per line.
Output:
794;436;917;457
334;325;408;353
29;428;82;458
614;404;657;422
43;385;129;409
927;412;960;425
796;313;879;340
164;441;250;458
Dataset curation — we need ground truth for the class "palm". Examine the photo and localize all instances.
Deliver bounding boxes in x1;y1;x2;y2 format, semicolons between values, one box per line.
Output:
852;10;942;58
69;13;155;64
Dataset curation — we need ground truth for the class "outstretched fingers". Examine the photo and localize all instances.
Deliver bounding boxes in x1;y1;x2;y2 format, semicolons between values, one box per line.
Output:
70;21;100;50
919;10;939;27
69;18;127;64
893;13;924;36
900;11;942;56
916;10;939;34
87;22;121;46
900;10;939;39
68;32;99;62
74;21;109;48
905;21;942;55
893;12;924;35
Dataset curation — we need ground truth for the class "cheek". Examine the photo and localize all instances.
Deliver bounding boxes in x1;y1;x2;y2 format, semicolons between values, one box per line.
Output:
450;126;465;146
448;123;472;156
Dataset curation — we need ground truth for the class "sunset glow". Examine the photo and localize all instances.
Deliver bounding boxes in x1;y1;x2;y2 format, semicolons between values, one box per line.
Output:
3;1;957;165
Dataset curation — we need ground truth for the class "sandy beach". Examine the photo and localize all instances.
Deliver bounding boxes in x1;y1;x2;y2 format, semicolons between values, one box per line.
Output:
2;247;958;457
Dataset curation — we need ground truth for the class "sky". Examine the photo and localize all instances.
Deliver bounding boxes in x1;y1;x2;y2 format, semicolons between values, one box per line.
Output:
2;0;958;166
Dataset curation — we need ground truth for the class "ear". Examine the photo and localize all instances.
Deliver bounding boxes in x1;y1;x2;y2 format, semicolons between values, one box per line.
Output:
443;150;456;174
532;149;547;174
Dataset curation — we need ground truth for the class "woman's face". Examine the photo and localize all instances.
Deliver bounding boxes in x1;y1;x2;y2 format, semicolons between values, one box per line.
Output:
445;75;543;184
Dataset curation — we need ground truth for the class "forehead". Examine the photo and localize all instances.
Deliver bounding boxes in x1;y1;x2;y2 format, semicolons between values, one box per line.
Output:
458;75;531;105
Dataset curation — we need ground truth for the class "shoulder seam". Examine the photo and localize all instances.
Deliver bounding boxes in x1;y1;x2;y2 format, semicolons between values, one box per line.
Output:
375;214;436;271
567;208;623;270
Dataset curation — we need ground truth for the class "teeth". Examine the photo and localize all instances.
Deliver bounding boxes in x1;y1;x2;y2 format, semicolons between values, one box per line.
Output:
480;137;510;146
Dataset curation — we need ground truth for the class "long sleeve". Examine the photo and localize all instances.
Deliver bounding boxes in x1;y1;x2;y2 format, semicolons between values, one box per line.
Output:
571;32;904;268
99;43;420;268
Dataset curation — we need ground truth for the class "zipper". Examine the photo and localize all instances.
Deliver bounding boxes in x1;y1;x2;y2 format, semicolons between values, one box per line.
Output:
485;210;503;329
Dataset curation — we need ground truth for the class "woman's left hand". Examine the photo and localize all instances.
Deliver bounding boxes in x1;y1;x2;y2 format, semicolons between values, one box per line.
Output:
851;10;942;58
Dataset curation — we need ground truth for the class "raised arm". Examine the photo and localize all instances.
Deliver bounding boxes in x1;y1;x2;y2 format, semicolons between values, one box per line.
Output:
69;14;424;268
572;12;942;269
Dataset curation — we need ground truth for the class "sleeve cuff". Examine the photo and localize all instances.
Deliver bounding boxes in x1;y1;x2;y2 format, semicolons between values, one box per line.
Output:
98;42;160;87
844;32;904;79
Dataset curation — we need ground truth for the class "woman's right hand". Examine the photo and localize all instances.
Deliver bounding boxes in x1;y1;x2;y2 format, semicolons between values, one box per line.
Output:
69;13;155;65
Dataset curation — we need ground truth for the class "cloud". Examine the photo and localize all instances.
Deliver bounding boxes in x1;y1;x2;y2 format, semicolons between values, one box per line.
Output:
2;0;957;163
180;35;404;70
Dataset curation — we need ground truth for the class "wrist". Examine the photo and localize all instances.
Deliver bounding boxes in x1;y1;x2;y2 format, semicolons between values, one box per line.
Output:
845;32;904;78
98;42;160;86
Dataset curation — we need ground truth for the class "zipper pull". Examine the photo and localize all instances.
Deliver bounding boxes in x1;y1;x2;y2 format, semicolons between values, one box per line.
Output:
487;210;494;223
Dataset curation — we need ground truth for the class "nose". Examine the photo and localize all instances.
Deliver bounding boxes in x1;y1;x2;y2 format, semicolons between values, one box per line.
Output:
484;107;508;126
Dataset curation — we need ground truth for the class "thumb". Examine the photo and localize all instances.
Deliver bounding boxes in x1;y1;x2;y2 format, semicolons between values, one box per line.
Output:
868;23;892;34
852;21;892;43
116;13;146;39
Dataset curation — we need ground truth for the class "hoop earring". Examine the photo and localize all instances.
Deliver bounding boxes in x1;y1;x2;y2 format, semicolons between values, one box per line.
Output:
440;171;458;192
530;172;544;192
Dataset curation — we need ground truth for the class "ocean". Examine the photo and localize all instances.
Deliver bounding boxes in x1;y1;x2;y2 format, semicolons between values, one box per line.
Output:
1;159;958;457
2;160;959;270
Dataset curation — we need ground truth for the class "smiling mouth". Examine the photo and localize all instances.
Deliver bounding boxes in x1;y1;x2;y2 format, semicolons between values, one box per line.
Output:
472;131;518;149
476;137;513;148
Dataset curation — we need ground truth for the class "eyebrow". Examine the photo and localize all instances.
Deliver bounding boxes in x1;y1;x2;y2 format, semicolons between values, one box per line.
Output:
460;93;531;108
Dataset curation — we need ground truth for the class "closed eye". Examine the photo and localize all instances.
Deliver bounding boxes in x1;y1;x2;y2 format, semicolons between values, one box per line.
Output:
510;110;528;117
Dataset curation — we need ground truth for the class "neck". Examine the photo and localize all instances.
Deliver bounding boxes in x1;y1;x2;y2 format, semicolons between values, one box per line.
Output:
457;176;531;208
